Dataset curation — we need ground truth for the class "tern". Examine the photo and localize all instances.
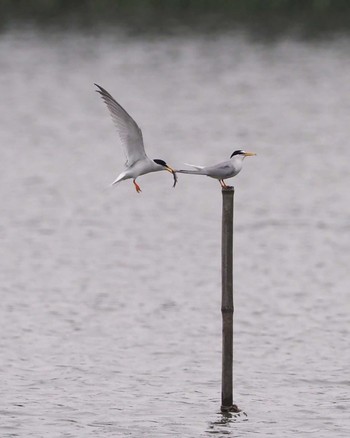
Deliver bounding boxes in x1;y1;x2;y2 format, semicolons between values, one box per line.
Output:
176;150;256;188
95;84;177;193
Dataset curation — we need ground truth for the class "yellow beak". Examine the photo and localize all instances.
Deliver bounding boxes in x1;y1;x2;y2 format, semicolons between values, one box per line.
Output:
244;152;256;157
165;165;176;173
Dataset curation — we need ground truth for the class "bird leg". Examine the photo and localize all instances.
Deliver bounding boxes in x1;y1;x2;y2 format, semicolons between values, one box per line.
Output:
220;179;233;190
133;179;142;193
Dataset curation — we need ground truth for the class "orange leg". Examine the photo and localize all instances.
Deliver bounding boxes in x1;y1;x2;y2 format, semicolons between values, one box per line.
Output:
133;179;142;193
220;179;233;189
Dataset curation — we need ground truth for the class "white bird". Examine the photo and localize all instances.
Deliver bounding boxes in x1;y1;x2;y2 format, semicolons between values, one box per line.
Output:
95;84;177;193
176;150;256;188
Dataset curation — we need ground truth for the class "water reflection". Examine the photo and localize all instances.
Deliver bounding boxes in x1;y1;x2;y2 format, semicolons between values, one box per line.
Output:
207;410;248;435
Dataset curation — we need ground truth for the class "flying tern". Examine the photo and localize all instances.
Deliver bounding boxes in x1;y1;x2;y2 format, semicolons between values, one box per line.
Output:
176;150;256;188
95;84;177;193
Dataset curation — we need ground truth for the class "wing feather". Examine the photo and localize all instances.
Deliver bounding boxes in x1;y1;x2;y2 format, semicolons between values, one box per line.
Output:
95;84;147;166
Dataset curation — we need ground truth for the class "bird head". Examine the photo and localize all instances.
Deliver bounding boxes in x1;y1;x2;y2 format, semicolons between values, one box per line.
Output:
153;159;178;187
230;150;256;159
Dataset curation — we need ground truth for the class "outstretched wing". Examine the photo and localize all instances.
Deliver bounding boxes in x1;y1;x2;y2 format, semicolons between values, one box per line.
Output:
95;84;147;166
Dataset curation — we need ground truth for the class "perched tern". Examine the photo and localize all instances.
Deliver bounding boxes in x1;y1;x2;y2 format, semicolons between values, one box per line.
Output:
176;150;256;188
95;84;177;193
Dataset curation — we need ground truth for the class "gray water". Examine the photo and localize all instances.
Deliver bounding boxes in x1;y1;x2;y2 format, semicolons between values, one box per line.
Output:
1;28;350;437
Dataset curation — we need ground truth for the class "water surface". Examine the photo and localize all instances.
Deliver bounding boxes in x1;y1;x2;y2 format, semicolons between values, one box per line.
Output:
1;28;349;437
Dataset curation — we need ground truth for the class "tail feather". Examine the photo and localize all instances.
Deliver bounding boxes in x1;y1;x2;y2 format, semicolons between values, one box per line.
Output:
111;171;127;186
176;163;206;175
176;169;206;175
184;163;204;170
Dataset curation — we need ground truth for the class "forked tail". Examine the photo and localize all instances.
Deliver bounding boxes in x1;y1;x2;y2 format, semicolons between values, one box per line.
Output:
176;163;206;175
111;171;127;185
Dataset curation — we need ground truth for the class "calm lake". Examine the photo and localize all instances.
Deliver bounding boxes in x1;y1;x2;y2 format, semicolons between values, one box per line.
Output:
1;26;349;437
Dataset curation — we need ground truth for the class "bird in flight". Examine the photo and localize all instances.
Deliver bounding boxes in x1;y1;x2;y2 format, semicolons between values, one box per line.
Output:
95;84;177;193
176;150;256;188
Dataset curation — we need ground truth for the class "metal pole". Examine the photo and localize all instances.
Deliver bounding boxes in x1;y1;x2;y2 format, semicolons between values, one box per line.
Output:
221;186;239;413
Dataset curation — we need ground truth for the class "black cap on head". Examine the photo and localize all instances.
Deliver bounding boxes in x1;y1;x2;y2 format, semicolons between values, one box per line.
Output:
153;159;167;167
230;150;245;158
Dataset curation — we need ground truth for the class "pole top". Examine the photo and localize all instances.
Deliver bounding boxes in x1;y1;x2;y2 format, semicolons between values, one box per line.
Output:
221;186;235;194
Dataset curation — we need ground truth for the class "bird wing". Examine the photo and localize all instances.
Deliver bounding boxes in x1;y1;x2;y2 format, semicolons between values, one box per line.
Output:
95;84;147;166
205;162;234;178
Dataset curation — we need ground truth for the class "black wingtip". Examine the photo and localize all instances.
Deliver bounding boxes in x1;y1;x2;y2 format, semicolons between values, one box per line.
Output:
94;83;105;94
